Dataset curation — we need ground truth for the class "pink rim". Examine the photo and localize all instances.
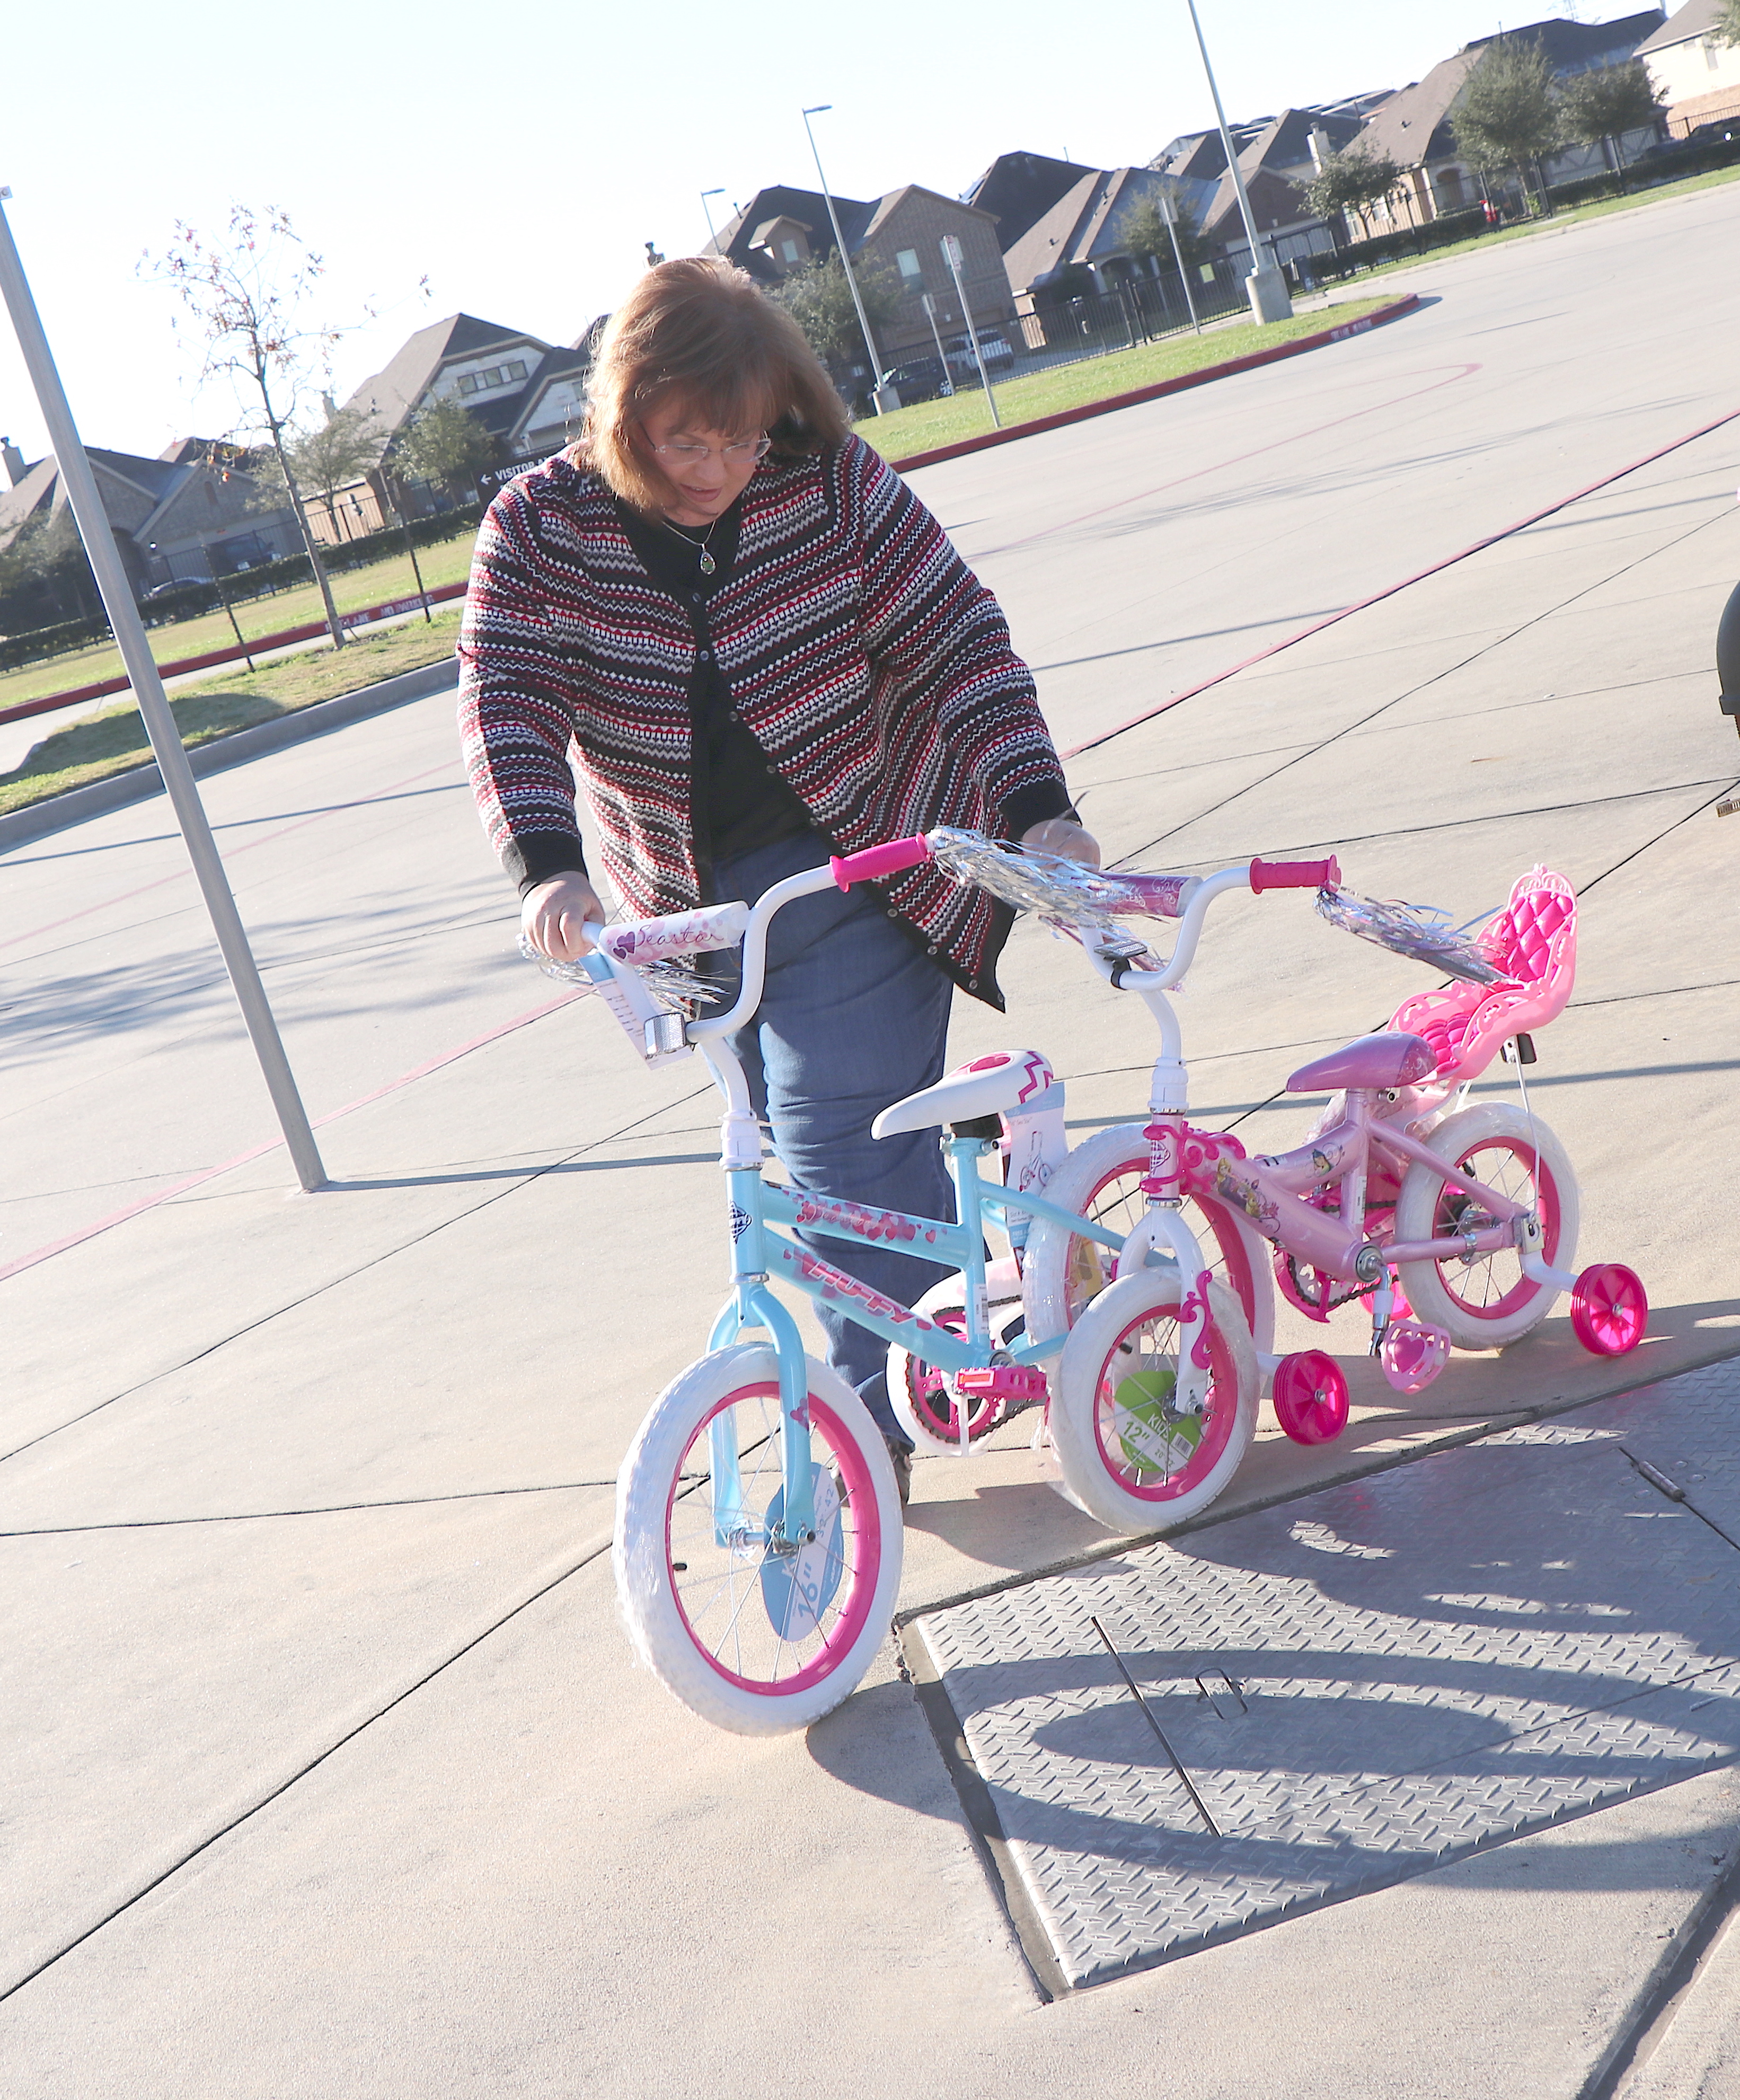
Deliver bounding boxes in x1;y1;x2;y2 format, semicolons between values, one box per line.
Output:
1272;1349;1349;1443
664;1382;884;1698
1077;1155;1259;1337
1570;1263;1648;1356
1430;1135;1562;1323
904;1305;1001;1442
1089;1299;1240;1501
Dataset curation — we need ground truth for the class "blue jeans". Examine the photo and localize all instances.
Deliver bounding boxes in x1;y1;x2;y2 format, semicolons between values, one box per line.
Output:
706;833;956;1444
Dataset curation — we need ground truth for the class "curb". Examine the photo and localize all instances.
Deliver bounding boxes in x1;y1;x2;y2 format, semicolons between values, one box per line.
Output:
0;580;467;731
886;293;1423;474
0;654;458;855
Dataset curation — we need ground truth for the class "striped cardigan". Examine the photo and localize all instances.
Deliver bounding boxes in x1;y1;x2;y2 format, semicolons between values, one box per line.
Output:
457;436;1070;1004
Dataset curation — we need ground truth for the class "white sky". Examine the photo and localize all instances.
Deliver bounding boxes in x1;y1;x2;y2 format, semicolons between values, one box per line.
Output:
1;0;1629;464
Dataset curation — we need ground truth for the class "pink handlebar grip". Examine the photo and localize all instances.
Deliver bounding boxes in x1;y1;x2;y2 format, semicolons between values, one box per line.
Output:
1250;854;1341;894
831;835;932;888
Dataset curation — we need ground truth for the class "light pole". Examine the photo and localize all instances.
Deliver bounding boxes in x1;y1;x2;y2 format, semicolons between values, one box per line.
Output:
1183;0;1292;324
940;235;1000;429
700;187;726;252
0;186;325;1191
801;104;894;414
1159;187;1203;333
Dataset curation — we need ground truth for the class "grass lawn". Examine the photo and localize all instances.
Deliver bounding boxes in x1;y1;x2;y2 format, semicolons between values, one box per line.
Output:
0;527;477;713
0;611;461;818
856;295;1394;459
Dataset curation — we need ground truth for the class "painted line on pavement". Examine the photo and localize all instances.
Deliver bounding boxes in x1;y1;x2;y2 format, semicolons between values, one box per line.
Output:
1064;403;1740;758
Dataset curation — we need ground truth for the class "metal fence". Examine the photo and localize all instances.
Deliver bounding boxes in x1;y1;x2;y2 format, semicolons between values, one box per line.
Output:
1000;261;1253;381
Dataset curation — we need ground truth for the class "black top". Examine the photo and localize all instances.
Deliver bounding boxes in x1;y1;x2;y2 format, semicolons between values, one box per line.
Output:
614;497;815;880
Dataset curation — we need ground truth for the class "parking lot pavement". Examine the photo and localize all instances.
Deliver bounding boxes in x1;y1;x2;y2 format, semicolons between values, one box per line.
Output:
2;178;1738;2094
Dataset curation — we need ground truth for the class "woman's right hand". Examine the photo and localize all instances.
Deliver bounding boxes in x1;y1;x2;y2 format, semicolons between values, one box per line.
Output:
522;873;605;960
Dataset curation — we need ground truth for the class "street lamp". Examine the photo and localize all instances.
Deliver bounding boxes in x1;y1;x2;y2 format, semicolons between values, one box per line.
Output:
801;103;894;414
700;188;726;252
1183;0;1293;324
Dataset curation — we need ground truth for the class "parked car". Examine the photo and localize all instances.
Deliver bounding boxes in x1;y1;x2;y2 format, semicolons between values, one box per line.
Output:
879;357;955;405
944;331;1015;370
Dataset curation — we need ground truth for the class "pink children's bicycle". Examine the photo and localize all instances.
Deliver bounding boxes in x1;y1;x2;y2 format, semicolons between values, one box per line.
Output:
919;839;1649;1507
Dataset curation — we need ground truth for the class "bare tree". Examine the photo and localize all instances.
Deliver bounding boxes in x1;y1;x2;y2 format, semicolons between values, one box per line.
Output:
144;206;374;646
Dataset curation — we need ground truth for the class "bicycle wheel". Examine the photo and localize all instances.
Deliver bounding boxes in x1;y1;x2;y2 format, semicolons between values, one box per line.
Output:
614;1343;904;1736
1021;1125;1275;1360
888;1276;1029;1456
1393;1102;1579;1349
1050;1272;1259;1531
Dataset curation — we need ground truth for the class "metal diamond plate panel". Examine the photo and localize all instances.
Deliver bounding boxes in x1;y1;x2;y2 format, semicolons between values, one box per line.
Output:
916;1356;1740;1989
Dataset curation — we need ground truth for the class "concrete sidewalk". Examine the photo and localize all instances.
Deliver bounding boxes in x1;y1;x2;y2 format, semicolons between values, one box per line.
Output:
2;177;1739;2095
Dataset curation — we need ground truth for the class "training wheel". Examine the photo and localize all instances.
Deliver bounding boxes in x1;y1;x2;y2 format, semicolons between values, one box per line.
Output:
1272;1350;1349;1444
1570;1263;1648;1356
1380;1320;1451;1395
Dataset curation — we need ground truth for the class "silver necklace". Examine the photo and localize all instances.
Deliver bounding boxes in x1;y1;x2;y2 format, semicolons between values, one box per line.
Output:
666;514;722;576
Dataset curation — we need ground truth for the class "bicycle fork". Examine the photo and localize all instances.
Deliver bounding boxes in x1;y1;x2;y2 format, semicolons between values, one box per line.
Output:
706;1168;818;1552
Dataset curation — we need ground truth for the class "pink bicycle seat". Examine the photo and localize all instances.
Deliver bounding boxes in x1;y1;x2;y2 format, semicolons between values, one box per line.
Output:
1389;866;1576;1095
1286;1031;1439;1094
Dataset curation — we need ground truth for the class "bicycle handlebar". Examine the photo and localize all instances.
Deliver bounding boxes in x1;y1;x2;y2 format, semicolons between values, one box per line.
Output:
831;835;932;888
1250;854;1341;893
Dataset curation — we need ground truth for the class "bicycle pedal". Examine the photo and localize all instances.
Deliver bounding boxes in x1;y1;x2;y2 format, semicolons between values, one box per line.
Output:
955;1364;1049;1402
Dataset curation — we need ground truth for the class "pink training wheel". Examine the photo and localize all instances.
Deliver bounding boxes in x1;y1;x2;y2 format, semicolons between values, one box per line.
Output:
1570;1264;1648;1356
1273;1351;1349;1444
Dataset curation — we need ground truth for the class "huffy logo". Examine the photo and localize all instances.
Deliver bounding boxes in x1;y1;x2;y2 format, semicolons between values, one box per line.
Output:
729;1204;751;1241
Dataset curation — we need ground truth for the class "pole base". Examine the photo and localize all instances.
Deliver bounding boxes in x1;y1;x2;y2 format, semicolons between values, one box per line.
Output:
1245;267;1293;325
871;384;902;414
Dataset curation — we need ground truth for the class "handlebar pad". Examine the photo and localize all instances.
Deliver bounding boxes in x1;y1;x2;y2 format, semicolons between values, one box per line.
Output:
1250;854;1341;894
831;835;932;888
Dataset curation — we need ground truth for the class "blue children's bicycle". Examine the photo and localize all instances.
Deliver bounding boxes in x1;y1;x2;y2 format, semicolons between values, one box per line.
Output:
531;831;1336;1735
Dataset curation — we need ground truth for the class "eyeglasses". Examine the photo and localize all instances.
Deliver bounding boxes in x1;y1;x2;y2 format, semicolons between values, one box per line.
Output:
647;435;772;465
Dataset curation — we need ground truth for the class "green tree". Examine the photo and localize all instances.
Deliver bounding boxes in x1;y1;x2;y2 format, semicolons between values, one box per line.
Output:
770;252;900;373
251;401;384;543
1557;59;1663;173
1453;37;1564;213
1304;144;1406;240
145;206;364;645
1118;187;1213;273
391;394;499;501
0;507;103;629
1718;0;1740;45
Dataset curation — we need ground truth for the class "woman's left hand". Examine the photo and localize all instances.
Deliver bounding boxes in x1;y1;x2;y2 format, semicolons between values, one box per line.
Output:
1021;816;1102;866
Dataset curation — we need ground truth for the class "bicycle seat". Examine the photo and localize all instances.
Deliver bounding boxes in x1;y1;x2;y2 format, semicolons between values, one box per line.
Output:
1285;1031;1439;1094
1389;866;1576;1095
873;1049;1061;1139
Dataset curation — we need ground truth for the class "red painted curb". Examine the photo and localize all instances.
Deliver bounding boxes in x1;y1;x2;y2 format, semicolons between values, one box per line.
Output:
886;294;1423;475
0;580;467;731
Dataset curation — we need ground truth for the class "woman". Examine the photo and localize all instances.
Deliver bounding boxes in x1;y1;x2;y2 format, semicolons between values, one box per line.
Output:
458;258;1097;1499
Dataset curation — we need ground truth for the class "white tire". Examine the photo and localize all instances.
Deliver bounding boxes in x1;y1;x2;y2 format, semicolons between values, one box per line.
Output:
1021;1126;1276;1362
614;1343;904;1736
888;1274;1030;1455
1393;1101;1580;1349
1051;1272;1259;1531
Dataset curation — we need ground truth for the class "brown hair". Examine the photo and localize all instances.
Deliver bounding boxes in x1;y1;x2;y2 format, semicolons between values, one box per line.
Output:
579;257;852;513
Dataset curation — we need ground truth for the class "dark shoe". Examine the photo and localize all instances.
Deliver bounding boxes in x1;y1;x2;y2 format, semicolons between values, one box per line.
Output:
885;1436;913;1506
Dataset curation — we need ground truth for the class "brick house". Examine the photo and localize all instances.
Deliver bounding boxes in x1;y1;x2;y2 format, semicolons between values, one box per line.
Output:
0;438;301;591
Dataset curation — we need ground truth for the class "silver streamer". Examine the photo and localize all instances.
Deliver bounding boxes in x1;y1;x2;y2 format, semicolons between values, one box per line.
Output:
925;826;1196;927
517;936;725;1007
1315;887;1508;985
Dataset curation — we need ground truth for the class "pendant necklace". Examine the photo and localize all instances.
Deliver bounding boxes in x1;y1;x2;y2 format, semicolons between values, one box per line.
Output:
667;514;722;577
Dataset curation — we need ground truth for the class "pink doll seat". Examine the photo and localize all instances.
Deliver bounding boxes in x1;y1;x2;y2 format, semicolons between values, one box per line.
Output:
1388;865;1576;1106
